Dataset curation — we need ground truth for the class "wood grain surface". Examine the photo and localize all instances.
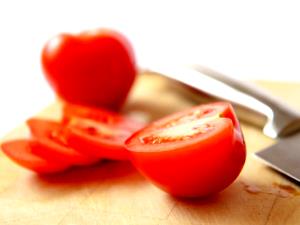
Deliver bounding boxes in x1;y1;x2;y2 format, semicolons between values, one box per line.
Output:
0;73;300;225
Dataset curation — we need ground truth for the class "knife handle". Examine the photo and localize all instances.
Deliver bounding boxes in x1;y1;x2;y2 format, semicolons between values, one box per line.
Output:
146;65;300;138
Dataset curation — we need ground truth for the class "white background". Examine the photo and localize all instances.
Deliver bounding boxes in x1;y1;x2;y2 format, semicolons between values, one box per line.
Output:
0;0;300;137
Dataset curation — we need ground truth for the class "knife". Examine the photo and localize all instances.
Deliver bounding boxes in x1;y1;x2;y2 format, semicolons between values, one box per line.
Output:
144;64;300;182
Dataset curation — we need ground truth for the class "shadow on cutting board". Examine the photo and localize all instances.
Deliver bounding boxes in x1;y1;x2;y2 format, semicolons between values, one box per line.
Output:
18;161;144;199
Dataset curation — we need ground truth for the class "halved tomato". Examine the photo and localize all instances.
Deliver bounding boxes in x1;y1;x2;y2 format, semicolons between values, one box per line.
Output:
27;118;99;166
1;140;68;174
125;102;246;198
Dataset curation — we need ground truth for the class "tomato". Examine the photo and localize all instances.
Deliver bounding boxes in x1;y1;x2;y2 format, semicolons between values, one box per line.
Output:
62;103;142;131
27;118;99;166
63;104;145;160
1;140;68;174
125;102;246;198
66;117;135;160
41;29;137;110
27;118;64;139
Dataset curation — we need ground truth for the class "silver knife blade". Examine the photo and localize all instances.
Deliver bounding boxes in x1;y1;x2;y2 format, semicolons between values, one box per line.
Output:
255;132;300;182
144;64;300;183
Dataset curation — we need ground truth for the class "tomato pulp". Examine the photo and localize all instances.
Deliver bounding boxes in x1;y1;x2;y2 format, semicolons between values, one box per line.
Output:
125;102;246;198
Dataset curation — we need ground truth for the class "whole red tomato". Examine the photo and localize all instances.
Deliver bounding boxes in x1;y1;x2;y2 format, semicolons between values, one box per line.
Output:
41;29;137;110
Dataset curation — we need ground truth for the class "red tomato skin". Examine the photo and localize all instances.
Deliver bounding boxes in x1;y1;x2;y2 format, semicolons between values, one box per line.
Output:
125;103;246;198
41;29;137;110
1;140;69;174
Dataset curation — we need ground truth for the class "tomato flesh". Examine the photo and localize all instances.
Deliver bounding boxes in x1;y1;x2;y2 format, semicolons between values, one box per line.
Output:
140;115;218;144
1;140;68;174
125;102;246;198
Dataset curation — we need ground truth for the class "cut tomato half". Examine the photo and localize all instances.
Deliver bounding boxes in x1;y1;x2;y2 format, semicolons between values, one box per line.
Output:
27;118;99;166
1;140;68;174
125;102;246;198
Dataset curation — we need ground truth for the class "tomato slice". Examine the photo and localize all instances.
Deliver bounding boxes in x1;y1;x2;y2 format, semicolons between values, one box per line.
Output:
1;140;68;174
62;103;143;131
27;118;63;139
66;116;142;161
125;102;246;198
63;103;144;160
61;103;144;161
27;118;99;166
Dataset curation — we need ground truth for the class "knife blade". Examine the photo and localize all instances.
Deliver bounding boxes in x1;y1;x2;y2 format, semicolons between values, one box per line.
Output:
255;132;300;182
144;64;300;182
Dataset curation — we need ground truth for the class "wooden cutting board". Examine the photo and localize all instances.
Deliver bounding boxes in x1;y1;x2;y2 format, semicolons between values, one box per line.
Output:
0;72;300;225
